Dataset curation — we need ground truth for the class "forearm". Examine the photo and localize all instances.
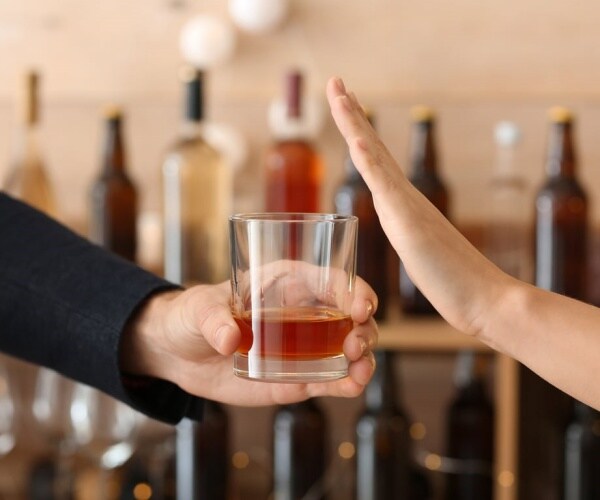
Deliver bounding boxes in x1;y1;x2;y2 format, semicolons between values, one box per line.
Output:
485;282;600;409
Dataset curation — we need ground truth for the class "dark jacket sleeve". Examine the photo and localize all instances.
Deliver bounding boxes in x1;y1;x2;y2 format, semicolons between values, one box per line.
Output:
0;192;203;423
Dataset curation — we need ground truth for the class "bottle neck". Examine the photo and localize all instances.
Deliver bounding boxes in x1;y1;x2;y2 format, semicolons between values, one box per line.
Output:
365;351;401;411
180;119;205;140
545;121;576;178
494;144;518;180
453;351;488;399
411;120;437;175
102;118;126;174
14;121;42;167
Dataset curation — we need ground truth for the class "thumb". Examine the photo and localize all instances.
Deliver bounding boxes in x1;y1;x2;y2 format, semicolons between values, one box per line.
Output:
184;282;241;356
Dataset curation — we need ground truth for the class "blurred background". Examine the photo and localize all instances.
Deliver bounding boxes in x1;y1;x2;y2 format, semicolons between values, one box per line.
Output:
0;1;599;499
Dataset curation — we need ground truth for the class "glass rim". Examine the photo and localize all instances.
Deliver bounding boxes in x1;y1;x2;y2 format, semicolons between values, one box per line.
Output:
229;212;358;223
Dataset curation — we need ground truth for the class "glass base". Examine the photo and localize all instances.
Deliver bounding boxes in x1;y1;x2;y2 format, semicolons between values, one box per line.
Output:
233;353;348;383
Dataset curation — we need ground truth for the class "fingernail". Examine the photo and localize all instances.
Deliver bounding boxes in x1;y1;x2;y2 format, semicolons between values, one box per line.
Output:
359;338;367;355
366;301;374;317
335;77;346;94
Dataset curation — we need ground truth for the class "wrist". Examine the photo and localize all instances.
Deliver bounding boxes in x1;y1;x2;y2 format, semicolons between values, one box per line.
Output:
120;289;182;381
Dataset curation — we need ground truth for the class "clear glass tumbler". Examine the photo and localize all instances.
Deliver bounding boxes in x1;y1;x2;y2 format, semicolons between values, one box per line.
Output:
229;213;358;382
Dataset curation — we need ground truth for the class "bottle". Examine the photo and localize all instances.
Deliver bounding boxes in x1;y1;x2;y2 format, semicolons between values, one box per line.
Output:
400;106;450;315
272;399;328;500
443;351;494;500
355;350;412;500
162;67;232;286
194;401;230;500
89;106;138;262
564;402;600;500
485;121;531;281
264;69;323;212
334;112;391;321
3;70;58;218
535;107;588;298
519;107;587;500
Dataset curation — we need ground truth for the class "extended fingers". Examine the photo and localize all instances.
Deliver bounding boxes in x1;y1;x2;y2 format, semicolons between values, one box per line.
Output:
327;77;405;196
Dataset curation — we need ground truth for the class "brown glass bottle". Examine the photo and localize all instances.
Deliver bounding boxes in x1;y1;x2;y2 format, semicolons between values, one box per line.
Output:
443;351;494;500
519;107;588;500
265;70;323;212
355;350;413;500
400;107;450;315
272;399;327;500
89;107;137;262
564;402;600;500
334;114;391;321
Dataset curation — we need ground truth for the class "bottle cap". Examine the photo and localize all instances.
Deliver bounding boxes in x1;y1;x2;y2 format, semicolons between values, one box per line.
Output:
494;121;521;147
410;105;435;123
285;69;303;119
103;104;122;120
548;106;572;123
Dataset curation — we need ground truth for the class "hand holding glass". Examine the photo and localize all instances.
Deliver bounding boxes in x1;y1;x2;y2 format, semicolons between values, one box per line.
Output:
229;213;358;382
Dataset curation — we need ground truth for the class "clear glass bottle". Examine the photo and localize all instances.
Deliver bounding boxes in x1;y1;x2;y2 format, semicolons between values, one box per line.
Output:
3;70;58;218
485;121;531;281
162;68;233;285
89;106;138;262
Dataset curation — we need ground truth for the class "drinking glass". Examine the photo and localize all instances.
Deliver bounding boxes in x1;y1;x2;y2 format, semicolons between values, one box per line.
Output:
229;213;358;382
69;383;139;500
32;368;76;499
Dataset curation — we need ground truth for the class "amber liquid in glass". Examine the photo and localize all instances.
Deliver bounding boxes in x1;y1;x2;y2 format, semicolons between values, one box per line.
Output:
235;307;352;360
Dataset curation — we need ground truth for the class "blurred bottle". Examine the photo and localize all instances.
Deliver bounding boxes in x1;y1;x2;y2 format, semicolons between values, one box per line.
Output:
400;106;450;315
3;70;58;218
162;67;232;285
265;69;323;212
485;121;531;281
273;399;327;500
89;106;138;262
334;112;391;320
564;402;600;500
535;107;588;298
195;401;229;500
520;107;588;500
28;456;75;500
355;350;413;500
443;351;494;500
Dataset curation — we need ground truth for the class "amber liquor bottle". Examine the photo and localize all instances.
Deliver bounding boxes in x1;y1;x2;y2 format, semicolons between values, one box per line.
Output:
400;106;450;315
272;399;328;500
520;107;588;500
265;70;323;212
89;106;138;262
334;112;392;321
